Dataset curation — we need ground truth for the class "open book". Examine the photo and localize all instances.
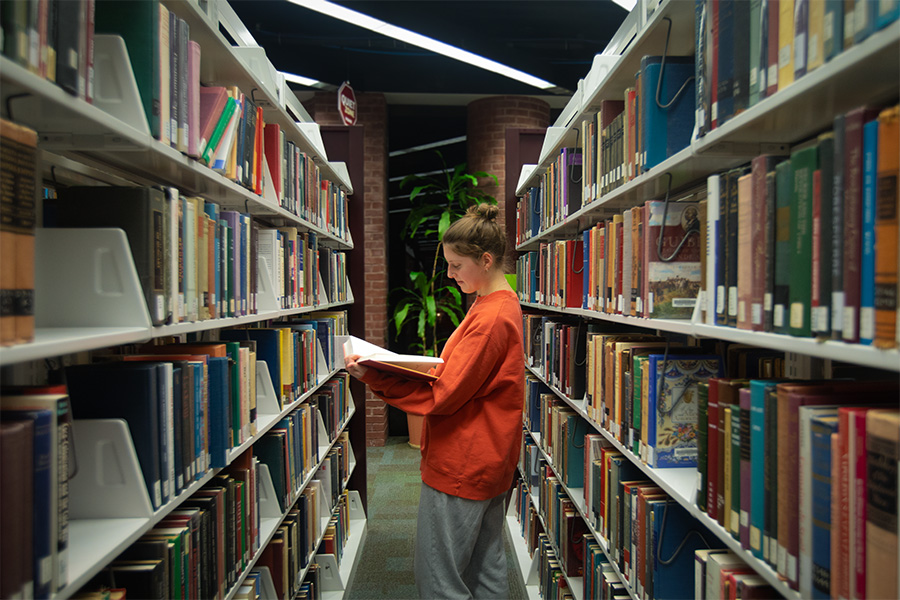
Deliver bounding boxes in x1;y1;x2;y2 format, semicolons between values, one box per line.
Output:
340;335;443;381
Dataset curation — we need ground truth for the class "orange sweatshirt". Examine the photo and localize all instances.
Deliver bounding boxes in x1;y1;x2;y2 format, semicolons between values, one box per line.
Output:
361;289;525;501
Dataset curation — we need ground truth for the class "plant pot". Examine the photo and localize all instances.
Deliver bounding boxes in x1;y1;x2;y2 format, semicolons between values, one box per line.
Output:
407;413;424;448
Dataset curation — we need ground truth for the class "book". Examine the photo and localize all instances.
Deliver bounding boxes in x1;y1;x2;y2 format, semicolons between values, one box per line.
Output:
0;420;33;599
865;408;900;600
809;412;839;599
874;105;899;348
842;105;882;343
859;117;879;344
777;0;795;91
45;185;171;326
789;139;818;337
640;55;696;172
94;0;161;139
341;335;443;381
187;40;201;158
642;199;702;319
647;352;722;468
737;173;754;329
773;159;793;333
0;118;38;346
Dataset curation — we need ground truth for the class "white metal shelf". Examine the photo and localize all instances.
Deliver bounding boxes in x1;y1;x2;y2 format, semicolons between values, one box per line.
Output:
520;302;900;372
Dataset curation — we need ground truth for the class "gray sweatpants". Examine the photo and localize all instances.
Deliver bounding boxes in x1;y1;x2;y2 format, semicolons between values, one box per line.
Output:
414;482;509;600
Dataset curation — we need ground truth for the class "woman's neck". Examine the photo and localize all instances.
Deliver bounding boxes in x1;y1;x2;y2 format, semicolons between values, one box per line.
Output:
476;271;512;297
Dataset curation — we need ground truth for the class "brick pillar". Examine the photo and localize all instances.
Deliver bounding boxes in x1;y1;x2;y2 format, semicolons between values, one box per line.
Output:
467;96;550;247
306;91;390;447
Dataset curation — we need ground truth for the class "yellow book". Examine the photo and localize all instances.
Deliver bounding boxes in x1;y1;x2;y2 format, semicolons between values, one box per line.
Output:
723;406;733;533
778;0;795;90
807;0;826;72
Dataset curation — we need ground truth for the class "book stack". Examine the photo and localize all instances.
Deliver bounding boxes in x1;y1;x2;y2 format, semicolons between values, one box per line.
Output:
694;548;777;599
695;0;900;135
538;147;583;230
702;103;900;348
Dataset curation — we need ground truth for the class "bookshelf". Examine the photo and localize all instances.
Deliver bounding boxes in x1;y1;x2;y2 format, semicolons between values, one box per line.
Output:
0;1;366;599
511;0;900;599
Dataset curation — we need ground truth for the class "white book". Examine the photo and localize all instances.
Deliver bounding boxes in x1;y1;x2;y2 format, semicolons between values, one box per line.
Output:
341;335;443;381
707;174;720;324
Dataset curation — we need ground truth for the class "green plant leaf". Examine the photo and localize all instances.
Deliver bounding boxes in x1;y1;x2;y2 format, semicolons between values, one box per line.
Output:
437;211;451;241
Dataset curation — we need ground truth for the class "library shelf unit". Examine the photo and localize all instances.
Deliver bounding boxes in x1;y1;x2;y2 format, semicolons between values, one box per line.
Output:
510;0;900;598
0;0;367;598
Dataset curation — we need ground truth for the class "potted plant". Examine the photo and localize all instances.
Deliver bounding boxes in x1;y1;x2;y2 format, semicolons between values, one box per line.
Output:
390;152;498;445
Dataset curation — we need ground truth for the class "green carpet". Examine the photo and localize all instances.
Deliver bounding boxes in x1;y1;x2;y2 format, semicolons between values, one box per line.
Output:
345;437;527;600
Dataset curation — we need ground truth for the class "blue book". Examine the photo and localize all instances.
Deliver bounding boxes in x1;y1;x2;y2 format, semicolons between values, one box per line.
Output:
647;353;722;468
823;0;845;61
794;0;810;78
749;379;785;560
641;55;696;172
860;118;879;344
650;500;710;600
876;0;900;29
564;413;586;488
207;356;230;468
810;413;839;599
171;366;184;493
717;0;736;125
0;408;53;598
65;362;163;510
190;362;203;478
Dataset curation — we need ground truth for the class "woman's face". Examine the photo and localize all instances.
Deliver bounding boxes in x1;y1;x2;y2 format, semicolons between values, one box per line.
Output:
443;245;489;295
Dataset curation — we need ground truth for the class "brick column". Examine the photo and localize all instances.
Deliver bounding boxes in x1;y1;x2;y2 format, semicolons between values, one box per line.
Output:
467;96;550;245
306;91;390;447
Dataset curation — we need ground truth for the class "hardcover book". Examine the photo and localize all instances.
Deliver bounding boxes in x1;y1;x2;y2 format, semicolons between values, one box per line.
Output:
341;335;442;381
647;353;723;468
642;199;702;319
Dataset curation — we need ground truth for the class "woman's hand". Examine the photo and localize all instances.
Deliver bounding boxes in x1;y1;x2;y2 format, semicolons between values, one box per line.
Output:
343;353;370;380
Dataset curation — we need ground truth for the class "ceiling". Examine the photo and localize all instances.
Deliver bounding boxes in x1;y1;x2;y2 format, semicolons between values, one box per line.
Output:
227;1;628;100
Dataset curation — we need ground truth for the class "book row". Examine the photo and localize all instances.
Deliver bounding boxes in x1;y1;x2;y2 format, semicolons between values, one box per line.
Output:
517;100;900;352
697;0;900;136
515;437;779;600
0;332;349;596
522;317;900;599
76;450;262;600
0;2;349;233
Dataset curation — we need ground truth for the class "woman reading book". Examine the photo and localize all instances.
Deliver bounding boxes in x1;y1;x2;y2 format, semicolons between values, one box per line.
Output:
344;203;525;599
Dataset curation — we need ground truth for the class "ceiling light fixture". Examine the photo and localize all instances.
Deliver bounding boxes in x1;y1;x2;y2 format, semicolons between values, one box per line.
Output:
611;0;637;11
285;0;559;90
281;71;324;87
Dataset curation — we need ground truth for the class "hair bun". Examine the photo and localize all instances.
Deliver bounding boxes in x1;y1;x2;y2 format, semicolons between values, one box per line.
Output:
470;203;499;221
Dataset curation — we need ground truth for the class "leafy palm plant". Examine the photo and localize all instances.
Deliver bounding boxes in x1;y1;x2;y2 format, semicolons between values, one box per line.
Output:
391;153;498;356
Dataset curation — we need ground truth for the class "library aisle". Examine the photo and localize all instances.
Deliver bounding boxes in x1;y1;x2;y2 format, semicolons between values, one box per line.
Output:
346;437;527;600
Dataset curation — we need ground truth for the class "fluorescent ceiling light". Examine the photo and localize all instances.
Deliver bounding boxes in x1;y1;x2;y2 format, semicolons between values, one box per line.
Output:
286;0;559;90
281;71;322;87
611;0;637;10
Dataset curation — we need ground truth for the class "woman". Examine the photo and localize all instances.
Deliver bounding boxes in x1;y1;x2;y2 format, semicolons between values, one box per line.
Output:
344;203;525;599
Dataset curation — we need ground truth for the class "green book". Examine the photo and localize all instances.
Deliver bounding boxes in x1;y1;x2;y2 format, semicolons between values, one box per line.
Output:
201;97;239;166
773;160;793;334
749;0;763;107
94;0;161;139
789;141;819;337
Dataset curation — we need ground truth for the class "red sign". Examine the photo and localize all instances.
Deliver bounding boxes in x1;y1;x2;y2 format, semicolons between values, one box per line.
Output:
337;81;357;126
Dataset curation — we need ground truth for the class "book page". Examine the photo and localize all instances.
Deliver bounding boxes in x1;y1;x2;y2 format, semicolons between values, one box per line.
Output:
339;335;443;377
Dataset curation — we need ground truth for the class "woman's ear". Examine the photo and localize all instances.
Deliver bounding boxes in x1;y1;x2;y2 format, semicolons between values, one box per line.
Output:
482;252;494;271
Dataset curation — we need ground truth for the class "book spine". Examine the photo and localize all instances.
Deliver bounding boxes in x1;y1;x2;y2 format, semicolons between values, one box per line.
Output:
789;143;818;337
859;118;879;344
874;105;899;348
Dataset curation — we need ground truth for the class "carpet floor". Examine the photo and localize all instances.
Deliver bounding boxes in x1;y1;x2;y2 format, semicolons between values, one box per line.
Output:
344;437;527;600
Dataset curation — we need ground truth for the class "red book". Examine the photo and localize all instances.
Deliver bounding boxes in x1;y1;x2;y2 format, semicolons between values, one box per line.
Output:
254;106;265;195
264;124;283;200
842;106;881;343
198;87;229;156
751;156;782;331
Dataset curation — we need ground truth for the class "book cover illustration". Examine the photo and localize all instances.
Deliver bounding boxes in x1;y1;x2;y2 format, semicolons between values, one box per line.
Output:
650;354;723;468
644;200;702;319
